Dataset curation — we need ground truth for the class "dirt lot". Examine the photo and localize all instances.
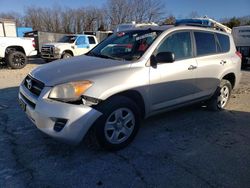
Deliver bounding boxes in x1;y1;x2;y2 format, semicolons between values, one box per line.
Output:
0;59;250;188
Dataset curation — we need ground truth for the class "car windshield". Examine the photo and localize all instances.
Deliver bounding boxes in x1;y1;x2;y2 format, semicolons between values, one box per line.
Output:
87;29;162;61
58;36;77;43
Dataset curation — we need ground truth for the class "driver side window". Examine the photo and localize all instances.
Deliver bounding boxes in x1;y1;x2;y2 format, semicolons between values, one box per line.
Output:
76;36;86;45
157;32;192;60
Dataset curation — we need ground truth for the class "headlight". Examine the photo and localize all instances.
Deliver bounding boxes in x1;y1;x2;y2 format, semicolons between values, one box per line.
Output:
54;47;60;54
49;81;92;102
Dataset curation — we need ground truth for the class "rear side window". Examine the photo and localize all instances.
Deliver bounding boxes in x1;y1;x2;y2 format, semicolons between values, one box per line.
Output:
194;32;216;56
216;33;230;53
88;36;96;44
157;32;192;60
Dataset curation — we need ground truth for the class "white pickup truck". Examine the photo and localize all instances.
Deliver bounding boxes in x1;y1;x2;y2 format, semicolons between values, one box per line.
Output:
0;37;37;69
41;34;98;61
0;19;37;69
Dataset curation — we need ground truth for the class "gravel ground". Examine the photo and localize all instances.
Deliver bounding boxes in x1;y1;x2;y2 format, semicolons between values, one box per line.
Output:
0;59;250;188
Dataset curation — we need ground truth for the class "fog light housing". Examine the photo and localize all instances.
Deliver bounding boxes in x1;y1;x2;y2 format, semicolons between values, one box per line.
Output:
53;118;68;132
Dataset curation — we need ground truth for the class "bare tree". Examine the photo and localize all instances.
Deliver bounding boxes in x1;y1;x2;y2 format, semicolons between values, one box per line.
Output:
105;0;131;28
137;0;165;22
105;0;165;29
24;7;44;30
20;1;166;33
61;8;73;33
163;15;176;25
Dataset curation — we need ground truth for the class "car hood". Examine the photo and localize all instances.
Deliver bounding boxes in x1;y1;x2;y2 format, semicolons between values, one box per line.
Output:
30;55;131;86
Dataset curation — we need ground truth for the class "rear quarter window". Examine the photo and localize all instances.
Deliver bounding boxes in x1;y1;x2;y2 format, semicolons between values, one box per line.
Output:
194;32;217;56
216;33;230;53
88;36;96;44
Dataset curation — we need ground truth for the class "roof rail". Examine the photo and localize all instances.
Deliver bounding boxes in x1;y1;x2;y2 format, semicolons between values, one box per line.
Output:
175;17;232;33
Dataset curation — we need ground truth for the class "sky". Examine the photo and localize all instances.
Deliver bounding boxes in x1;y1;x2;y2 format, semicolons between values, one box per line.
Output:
0;0;249;20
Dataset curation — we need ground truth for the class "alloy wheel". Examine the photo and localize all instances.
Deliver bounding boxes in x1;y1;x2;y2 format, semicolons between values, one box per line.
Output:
104;108;135;144
218;85;230;108
12;54;26;67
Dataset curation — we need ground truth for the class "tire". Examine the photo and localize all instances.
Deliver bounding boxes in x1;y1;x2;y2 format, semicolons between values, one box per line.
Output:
0;60;6;66
62;52;72;59
92;96;141;151
6;51;27;69
207;79;232;111
44;59;52;63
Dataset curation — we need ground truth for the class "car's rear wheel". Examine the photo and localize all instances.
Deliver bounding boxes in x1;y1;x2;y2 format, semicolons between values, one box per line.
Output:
207;79;232;111
6;51;27;69
92;96;141;150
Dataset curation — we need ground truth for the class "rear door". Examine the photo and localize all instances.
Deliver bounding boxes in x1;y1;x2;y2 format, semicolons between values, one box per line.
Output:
149;31;198;111
194;31;230;98
87;36;97;50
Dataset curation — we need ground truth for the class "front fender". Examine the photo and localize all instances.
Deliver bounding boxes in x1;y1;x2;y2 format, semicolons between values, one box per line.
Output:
84;66;149;101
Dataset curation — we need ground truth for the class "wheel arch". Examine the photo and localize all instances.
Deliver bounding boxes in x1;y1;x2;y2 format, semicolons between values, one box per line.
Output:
62;50;74;57
102;90;146;118
5;46;26;57
222;73;236;88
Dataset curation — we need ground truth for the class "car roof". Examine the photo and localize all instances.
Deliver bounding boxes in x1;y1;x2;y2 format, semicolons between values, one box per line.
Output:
122;24;230;35
122;25;174;32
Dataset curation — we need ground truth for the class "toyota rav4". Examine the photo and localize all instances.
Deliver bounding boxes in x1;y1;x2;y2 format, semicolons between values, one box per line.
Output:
19;23;241;150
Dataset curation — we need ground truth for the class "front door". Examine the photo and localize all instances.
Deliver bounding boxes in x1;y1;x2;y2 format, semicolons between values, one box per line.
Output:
149;31;198;111
75;36;90;56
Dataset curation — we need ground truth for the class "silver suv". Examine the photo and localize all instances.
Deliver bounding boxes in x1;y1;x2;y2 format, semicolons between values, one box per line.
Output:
19;24;241;150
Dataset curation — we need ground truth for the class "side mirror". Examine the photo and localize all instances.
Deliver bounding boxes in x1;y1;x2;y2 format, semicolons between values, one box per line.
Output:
155;52;175;64
150;52;175;68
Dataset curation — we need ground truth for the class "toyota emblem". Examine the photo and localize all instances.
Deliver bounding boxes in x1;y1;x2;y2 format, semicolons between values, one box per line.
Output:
26;79;32;90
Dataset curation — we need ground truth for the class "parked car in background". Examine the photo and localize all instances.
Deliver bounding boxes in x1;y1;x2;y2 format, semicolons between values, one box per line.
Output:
24;30;68;55
83;31;113;43
40;34;98;61
115;21;158;32
232;26;250;68
19;20;241;150
0;18;37;69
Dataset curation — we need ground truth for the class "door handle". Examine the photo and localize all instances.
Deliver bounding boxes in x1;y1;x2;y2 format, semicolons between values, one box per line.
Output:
220;60;227;65
188;65;197;70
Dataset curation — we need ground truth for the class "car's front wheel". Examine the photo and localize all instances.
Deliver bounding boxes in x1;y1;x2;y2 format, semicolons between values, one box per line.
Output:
62;52;72;59
92;96;141;150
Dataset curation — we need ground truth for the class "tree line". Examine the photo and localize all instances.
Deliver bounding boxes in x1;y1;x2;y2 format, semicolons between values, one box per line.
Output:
0;0;164;33
0;0;249;34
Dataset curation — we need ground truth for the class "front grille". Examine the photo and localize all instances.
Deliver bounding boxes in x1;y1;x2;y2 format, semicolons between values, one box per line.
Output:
24;75;44;96
20;92;36;109
41;46;54;56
